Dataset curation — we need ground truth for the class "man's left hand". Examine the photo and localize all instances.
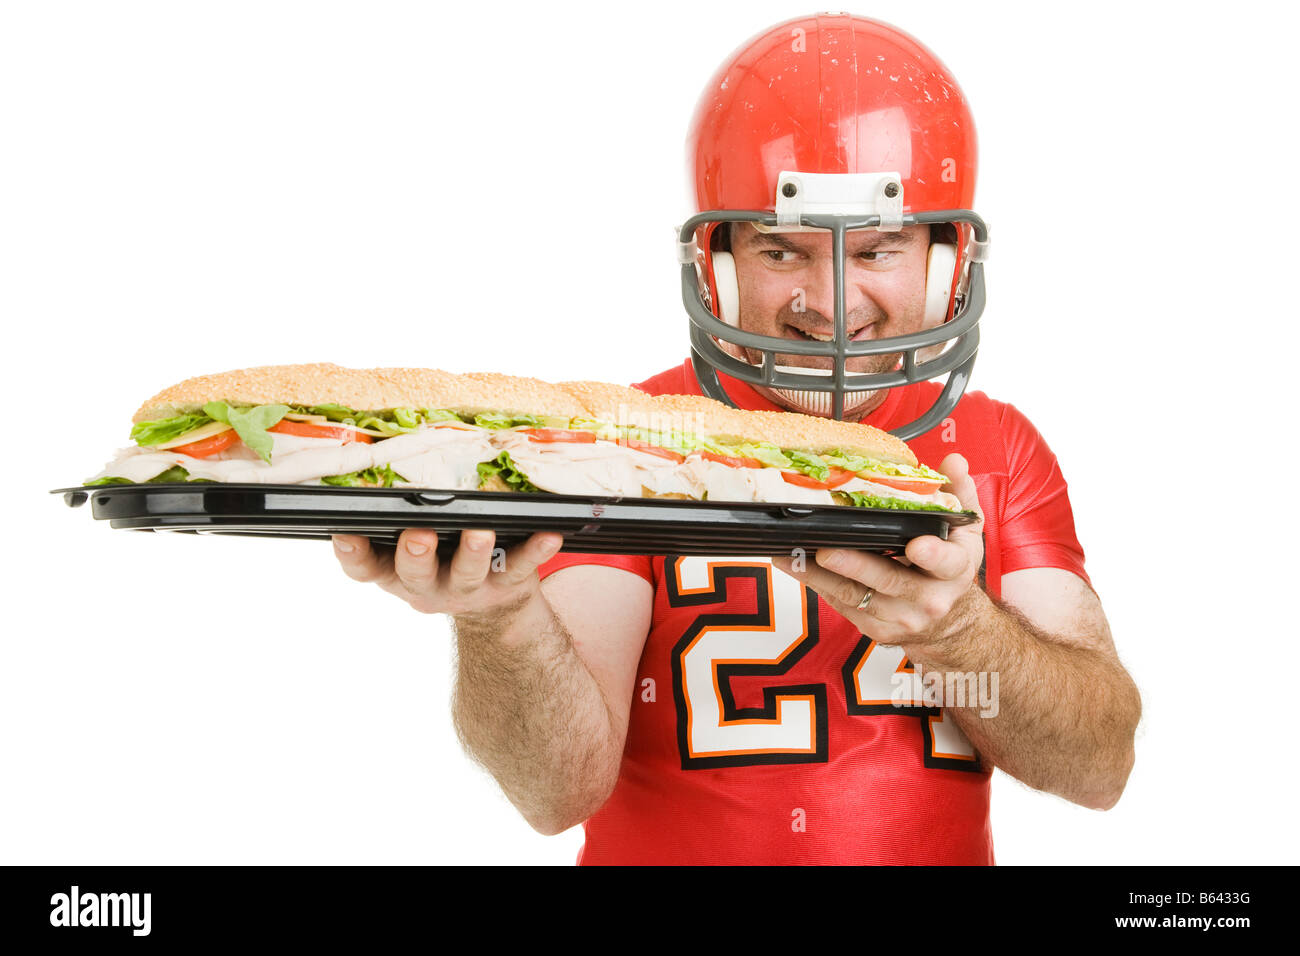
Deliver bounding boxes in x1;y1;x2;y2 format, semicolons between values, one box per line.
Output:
771;453;985;649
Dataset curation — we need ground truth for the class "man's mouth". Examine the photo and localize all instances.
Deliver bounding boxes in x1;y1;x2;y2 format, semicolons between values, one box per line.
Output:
787;324;875;342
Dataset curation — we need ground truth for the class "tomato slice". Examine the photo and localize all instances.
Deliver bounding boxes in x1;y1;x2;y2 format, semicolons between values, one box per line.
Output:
171;429;241;459
780;471;831;489
519;428;597;443
697;450;765;469
780;467;857;490
859;474;945;494
622;439;685;463
269;420;374;443
822;467;857;488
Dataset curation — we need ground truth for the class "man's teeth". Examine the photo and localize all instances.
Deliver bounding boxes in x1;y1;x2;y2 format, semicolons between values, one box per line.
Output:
803;330;835;341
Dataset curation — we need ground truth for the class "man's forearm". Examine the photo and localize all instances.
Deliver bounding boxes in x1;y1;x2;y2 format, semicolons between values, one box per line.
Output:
903;585;1140;810
450;589;622;834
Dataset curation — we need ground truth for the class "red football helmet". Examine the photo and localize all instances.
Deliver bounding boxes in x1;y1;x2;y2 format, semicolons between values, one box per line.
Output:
679;12;989;438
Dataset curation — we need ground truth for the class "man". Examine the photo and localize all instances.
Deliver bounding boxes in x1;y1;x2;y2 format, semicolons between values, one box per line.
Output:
331;13;1139;864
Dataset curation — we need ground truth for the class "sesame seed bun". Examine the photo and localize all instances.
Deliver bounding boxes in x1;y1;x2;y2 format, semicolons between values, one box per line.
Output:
557;381;657;421
736;409;916;465
453;372;589;420
132;363;586;423
649;394;764;444
645;394;914;465
132;363;425;423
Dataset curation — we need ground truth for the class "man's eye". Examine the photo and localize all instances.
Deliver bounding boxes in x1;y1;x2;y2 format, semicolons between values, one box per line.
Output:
761;250;801;263
856;251;895;262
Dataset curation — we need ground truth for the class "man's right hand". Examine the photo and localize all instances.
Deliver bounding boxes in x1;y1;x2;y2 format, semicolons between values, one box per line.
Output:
330;528;563;617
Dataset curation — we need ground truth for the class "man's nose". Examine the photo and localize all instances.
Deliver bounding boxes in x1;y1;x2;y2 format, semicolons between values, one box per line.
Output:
795;262;871;329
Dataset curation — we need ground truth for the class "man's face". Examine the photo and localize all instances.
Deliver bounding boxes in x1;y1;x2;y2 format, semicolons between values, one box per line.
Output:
726;221;932;415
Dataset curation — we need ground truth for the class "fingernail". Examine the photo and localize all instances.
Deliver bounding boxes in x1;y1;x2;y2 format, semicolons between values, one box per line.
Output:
466;534;486;551
406;539;429;556
334;539;354;554
822;552;844;572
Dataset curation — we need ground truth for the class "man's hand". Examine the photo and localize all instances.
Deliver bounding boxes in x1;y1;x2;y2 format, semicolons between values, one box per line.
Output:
772;453;984;649
330;528;563;617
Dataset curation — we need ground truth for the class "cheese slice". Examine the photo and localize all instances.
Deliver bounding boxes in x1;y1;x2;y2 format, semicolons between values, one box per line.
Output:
152;421;233;450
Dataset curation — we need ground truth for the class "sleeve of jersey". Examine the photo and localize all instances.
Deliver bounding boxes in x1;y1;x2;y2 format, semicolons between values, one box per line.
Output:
997;402;1092;588
536;550;655;586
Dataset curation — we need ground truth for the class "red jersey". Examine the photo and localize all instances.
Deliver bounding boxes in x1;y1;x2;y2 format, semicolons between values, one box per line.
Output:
537;358;1090;865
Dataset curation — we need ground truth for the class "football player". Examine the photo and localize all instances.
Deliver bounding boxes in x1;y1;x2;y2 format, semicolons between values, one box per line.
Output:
331;12;1140;865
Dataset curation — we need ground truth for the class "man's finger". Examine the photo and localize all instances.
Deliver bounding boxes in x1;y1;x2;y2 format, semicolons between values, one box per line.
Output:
496;532;564;587
821;586;908;628
332;534;397;586
447;529;496;593
393;528;441;596
940;453;984;524
904;535;970;581
814;547;915;598
782;552;890;607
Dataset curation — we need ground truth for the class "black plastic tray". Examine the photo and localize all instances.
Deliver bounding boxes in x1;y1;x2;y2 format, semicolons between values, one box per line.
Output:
51;483;979;557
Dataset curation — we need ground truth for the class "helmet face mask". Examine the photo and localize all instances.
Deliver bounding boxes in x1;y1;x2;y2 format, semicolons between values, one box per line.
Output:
680;14;990;439
679;202;987;436
719;219;934;418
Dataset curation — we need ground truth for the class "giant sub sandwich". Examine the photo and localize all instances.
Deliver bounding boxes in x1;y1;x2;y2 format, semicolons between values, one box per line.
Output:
84;363;963;512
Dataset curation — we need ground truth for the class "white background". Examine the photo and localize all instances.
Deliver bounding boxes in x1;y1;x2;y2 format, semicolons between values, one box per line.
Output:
2;0;1296;865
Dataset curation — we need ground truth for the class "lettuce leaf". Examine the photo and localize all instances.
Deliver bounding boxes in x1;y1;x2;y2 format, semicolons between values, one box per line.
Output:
203;402;290;464
320;463;408;488
305;404;357;422
472;413;562;430
392;407;420;429
737;442;792;469
129;414;214;446
619;425;697;456
352;414;410;437
84;465;194;486
476;452;540;492
149;465;192;483
302;404;462;437
359;407;461;436
840;490;958;512
784;449;827;479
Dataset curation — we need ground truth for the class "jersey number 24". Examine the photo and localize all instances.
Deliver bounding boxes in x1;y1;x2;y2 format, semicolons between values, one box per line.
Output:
667;556;979;772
